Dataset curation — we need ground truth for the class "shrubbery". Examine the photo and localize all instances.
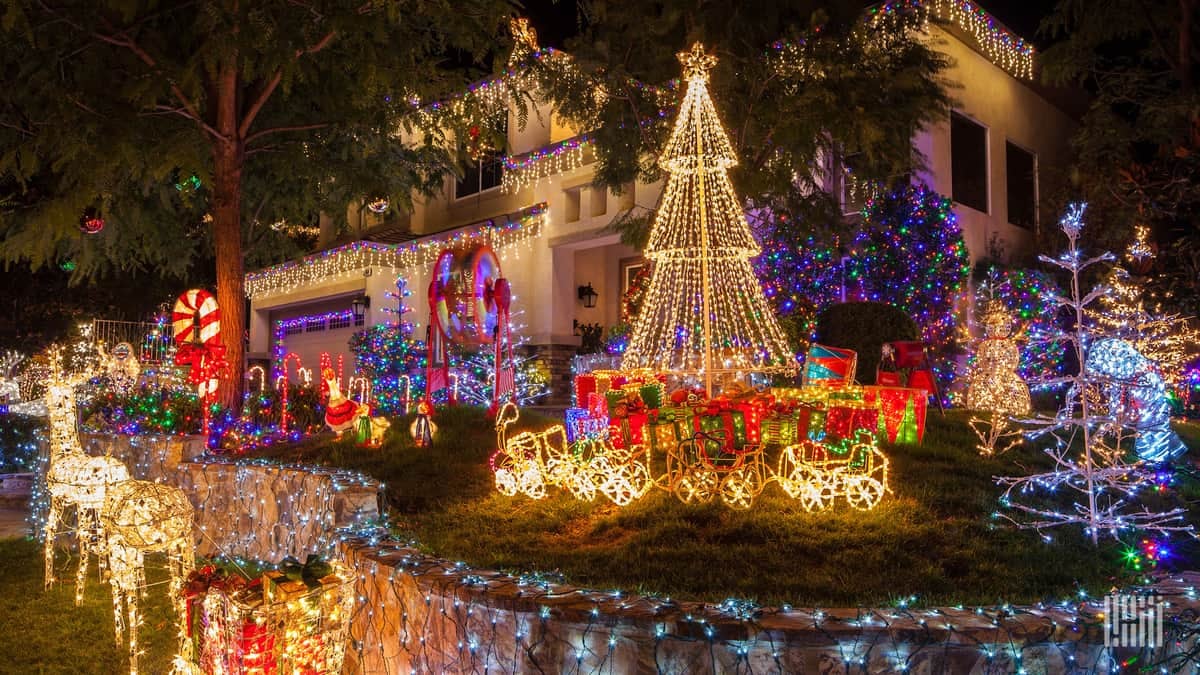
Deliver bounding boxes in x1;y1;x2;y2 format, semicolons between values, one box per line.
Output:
814;302;919;384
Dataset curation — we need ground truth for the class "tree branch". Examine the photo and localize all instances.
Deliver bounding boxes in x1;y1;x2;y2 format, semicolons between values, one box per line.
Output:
245;123;329;145
33;2;222;139
239;29;337;138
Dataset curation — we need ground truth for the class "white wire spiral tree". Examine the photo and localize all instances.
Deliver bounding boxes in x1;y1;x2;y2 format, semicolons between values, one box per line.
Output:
997;205;1191;545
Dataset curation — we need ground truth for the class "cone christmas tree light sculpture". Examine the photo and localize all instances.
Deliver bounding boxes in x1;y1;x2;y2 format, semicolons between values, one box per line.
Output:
622;43;796;395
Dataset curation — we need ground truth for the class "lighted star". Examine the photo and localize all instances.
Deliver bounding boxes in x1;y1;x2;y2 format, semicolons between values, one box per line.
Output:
678;42;717;81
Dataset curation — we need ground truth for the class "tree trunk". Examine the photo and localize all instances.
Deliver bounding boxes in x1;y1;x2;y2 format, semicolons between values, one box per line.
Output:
212;141;246;410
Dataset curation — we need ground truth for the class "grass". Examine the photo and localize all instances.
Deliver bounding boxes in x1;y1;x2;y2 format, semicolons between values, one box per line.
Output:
0;538;177;674
249;406;1200;608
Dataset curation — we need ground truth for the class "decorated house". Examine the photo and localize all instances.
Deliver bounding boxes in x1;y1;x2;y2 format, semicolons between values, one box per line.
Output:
245;2;1078;402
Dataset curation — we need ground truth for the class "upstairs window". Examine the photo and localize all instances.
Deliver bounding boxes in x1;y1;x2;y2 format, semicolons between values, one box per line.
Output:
950;112;988;213
456;118;507;199
1005;142;1037;229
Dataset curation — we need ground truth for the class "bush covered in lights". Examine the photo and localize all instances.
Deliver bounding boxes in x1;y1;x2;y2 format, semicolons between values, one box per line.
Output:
753;183;969;367
81;386;205;435
0;414;42;473
848;184;970;350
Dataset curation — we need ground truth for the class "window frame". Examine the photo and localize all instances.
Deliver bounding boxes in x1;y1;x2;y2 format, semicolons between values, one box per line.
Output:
1004;139;1038;230
949;110;990;215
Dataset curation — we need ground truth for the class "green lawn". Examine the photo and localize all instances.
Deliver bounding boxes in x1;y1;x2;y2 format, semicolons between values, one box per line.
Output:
253;407;1200;608
0;538;177;674
1;409;1196;673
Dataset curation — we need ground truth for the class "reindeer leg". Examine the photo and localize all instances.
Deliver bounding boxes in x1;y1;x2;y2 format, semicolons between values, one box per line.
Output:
109;556;125;647
43;498;60;589
74;507;96;606
127;588;140;675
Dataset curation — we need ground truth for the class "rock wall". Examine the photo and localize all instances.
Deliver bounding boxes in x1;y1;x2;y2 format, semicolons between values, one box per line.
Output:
340;537;1200;675
41;434;383;565
178;458;382;564
80;432;207;482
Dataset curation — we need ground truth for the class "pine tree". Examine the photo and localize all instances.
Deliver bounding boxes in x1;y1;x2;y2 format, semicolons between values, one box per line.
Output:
621;44;795;395
997;205;1190;545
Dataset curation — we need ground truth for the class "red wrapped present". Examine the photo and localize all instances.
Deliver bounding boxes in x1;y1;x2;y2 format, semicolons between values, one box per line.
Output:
823;403;880;442
574;373;597;407
865;386;927;443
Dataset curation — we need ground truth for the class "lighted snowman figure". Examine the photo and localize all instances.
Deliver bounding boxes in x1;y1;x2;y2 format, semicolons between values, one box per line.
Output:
965;300;1031;416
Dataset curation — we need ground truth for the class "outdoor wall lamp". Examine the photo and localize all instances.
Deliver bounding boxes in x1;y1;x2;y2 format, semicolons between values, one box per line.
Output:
577;283;598;308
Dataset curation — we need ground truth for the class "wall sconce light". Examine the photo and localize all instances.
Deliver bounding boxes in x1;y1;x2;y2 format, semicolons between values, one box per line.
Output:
351;294;371;322
577;283;598;309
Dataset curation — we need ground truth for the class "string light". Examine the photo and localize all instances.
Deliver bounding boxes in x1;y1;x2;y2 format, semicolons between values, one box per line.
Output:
245;206;544;300
1085;338;1187;463
621;43;796;390
997;205;1191;544
185;562;355;675
41;346;132;603
1090;227;1199;390
501;135;592;193
776;431;890;511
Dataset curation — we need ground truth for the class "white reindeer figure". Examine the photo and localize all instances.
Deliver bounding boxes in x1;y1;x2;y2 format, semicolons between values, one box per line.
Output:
101;479;194;675
42;347;131;603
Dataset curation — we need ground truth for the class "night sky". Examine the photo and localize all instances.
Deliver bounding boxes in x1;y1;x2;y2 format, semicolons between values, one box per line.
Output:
520;1;1060;51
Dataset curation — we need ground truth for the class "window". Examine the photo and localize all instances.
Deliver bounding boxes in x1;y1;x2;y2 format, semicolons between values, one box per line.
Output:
455;119;507;199
1005;142;1037;229
950;112;988;213
305;317;325;333
328;314;351;330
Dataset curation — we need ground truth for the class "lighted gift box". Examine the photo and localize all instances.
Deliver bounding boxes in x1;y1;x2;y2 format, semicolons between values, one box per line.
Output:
863;386;927;443
188;568;354;675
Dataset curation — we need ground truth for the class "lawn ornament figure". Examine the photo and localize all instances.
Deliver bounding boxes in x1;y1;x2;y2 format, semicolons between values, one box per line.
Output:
42;348;132;602
1086;338;1187;463
354;402;390;447
323;367;359;433
409;399;437;447
101;479;194;675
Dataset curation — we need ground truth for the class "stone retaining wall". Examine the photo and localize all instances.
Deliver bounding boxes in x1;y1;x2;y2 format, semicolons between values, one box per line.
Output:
178;459;382;563
340;537;1200;674
80;432;207;482
41;434;384;565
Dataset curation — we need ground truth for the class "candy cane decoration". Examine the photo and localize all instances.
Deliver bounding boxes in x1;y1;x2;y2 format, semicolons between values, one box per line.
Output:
172;289;226;434
395;374;413;413
348;376;372;405
278;353;304;433
246;366;266;395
